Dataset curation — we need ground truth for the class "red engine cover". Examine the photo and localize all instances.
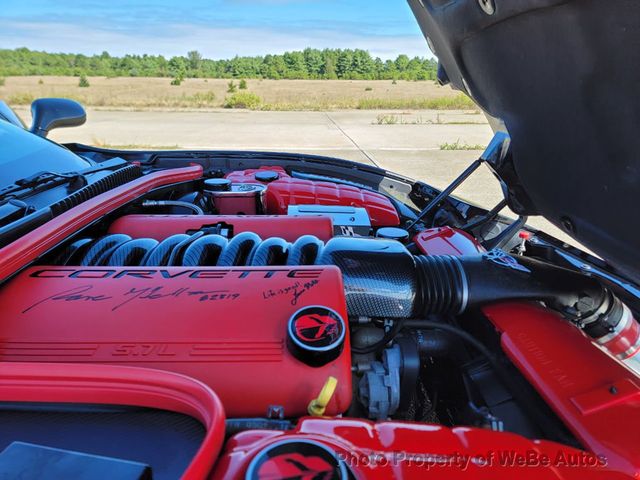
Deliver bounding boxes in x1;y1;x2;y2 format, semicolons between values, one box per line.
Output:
225;167;400;227
0;266;351;418
108;215;334;242
211;417;628;479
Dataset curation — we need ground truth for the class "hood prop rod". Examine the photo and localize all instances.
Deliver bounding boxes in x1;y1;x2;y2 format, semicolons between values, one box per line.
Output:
407;133;510;231
407;157;484;230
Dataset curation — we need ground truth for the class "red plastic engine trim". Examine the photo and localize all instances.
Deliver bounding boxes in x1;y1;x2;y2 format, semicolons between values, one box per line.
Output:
224;167;289;184
225;167;400;227
483;302;640;478
212;417;628;479
0;362;225;480
0;164;203;282
414;226;485;256
108;214;334;241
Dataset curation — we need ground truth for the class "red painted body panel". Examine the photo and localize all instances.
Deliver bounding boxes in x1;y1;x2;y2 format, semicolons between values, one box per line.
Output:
211;417;628;479
0;164;203;281
483;302;640;478
0;362;225;480
225;168;400;227
0;266;351;418
108;214;334;242
414;226;485;256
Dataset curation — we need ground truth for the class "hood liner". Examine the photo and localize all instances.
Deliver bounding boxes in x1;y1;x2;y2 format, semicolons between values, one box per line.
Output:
409;0;640;284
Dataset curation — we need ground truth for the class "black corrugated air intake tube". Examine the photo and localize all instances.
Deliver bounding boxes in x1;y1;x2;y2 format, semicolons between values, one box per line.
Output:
65;234;616;325
316;237;610;322
320;237;628;357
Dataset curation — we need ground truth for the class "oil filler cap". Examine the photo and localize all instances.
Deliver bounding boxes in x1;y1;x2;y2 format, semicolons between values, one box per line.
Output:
287;306;345;367
245;439;348;480
254;170;280;183
203;178;231;192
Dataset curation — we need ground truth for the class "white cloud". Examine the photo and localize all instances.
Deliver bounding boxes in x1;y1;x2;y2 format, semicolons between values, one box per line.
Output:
0;20;432;60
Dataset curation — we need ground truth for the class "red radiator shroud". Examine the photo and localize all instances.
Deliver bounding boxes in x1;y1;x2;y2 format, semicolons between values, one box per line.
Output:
0;266;352;418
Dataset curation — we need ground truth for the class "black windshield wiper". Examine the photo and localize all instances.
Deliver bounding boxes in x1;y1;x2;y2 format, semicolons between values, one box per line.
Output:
0;157;129;201
15;170;87;189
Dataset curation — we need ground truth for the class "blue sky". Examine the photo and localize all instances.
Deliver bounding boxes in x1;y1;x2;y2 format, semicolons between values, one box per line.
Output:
1;1;431;60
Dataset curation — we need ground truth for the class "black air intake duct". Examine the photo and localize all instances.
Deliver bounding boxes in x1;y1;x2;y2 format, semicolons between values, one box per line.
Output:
318;237;606;320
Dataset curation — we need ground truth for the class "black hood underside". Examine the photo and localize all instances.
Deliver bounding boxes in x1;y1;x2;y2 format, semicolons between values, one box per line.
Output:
409;0;640;283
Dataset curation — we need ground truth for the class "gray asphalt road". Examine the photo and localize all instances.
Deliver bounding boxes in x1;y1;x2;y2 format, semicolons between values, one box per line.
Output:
14;107;575;246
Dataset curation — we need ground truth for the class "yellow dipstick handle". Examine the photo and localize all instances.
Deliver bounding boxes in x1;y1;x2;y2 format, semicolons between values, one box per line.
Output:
308;376;338;417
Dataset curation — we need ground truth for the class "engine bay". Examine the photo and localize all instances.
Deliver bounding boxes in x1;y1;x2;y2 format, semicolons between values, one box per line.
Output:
0;162;639;479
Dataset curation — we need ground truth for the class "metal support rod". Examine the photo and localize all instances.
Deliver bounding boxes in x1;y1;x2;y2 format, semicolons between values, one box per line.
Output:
406;132;510;231
407;158;484;230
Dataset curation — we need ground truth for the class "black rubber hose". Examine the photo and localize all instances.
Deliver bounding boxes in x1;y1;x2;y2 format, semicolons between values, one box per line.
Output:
351;319;406;354
166;232;205;266
404;320;500;366
412;328;459;359
140;200;204;215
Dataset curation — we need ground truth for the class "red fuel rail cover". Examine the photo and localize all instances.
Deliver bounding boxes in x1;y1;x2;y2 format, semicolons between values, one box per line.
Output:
108;215;334;242
211;417;629;479
225;167;400;227
0;266;352;418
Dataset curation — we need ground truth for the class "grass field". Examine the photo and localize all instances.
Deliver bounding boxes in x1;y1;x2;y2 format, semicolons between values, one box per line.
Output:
0;76;475;111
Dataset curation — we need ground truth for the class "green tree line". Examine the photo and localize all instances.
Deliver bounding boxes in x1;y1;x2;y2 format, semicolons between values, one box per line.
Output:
0;47;437;81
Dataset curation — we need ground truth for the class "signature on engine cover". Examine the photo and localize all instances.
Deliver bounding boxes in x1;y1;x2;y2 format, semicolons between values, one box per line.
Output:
22;284;242;313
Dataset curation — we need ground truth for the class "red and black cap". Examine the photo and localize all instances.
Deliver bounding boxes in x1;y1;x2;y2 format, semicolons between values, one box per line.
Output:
287;306;346;367
245;439;348;480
